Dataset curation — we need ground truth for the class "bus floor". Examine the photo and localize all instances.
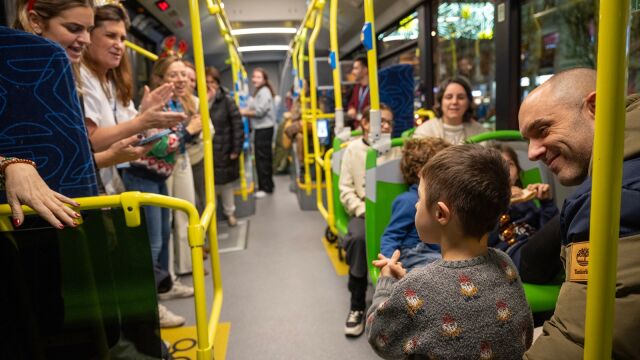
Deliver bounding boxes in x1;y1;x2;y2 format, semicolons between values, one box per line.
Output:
162;174;378;359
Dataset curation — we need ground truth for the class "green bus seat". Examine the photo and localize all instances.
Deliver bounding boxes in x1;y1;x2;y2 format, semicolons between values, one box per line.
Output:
364;138;407;285
401;127;416;138
467;130;562;313
331;130;363;238
2;209;161;358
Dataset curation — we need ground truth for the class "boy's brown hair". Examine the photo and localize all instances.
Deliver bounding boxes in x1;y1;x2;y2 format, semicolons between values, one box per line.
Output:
419;144;510;238
401;137;450;185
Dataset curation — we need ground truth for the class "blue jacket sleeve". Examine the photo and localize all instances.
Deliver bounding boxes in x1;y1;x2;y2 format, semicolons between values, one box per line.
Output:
561;160;640;244
380;194;417;258
538;199;559;228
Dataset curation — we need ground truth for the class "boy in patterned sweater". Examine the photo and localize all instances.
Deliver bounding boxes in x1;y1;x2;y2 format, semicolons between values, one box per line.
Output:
366;145;533;359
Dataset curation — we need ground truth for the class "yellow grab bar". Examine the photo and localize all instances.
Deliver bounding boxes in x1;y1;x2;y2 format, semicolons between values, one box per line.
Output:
329;0;344;133
187;0;223;357
323;148;336;234
298;29;312;194
0;192;216;359
362;0;381;144
125;40;158;61
584;0;630;359
308;2;327;214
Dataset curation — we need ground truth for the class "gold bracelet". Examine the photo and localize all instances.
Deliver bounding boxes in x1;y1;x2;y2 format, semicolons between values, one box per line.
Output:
0;157;37;174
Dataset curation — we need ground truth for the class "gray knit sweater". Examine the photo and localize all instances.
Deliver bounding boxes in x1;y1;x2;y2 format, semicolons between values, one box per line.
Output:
366;248;533;359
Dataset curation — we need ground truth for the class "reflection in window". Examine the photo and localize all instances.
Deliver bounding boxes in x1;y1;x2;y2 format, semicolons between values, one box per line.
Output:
378;12;419;55
436;1;496;123
378;12;422;110
629;11;640;94
520;0;598;99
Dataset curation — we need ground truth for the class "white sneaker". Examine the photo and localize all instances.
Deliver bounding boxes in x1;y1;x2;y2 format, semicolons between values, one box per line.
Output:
255;190;267;199
158;304;185;328
158;280;194;300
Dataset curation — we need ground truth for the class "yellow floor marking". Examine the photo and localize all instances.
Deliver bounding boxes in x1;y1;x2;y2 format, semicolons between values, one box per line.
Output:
322;237;349;276
161;322;231;360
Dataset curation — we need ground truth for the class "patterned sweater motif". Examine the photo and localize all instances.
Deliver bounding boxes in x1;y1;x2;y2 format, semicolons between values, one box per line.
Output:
366;248;533;359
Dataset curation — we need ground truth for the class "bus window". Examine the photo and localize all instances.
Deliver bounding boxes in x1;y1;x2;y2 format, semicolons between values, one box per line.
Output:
435;1;496;123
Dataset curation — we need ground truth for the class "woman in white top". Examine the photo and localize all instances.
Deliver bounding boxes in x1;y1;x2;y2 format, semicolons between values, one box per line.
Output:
81;4;192;326
413;77;486;144
81;5;186;194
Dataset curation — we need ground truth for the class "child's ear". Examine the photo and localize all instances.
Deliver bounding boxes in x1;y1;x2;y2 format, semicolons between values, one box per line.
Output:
435;201;451;225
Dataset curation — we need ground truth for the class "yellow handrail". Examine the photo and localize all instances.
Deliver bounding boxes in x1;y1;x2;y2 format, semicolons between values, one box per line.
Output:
298;28;312;194
308;1;327;216
584;0;630;359
124;40;158;61
329;0;344;133
187;0;222;357
363;0;381;144
292;40;300;97
0;192;213;358
323;148;337;234
208;1;250;201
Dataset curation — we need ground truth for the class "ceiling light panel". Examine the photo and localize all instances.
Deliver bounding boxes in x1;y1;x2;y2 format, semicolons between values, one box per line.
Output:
231;27;297;35
238;45;290;52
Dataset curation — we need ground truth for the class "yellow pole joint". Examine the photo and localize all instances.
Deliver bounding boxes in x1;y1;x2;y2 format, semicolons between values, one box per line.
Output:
206;0;221;15
120;191;142;227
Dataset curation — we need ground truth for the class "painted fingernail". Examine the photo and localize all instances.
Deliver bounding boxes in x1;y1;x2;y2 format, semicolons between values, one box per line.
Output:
58;224;64;230
72;221;79;227
12;218;21;227
137;134;144;139
74;212;81;218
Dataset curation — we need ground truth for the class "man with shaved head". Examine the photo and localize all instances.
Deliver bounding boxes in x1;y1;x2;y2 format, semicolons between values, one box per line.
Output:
519;68;640;359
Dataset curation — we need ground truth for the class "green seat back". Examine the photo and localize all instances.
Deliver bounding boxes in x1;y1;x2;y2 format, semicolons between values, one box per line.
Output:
401;127;416;138
2;209;161;358
365;138;407;284
331;130;363;237
467;130;561;313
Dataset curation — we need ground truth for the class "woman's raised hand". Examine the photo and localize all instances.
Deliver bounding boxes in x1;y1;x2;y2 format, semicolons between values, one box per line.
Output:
139;84;173;113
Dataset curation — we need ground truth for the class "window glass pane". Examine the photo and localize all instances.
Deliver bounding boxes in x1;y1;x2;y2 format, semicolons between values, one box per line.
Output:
520;0;598;99
521;1;639;97
378;12;419;55
435;1;496;124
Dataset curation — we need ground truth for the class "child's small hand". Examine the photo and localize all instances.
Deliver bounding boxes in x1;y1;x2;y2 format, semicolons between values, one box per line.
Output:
373;250;407;280
527;183;552;201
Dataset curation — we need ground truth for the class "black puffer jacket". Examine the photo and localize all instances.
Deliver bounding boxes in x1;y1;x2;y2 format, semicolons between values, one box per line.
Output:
211;87;244;184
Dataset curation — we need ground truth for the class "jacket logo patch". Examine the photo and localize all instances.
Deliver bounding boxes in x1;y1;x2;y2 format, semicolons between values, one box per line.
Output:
567;241;590;282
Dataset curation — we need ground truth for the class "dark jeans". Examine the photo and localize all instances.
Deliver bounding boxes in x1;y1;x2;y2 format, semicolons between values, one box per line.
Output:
122;171;170;272
255;127;274;193
344;216;367;311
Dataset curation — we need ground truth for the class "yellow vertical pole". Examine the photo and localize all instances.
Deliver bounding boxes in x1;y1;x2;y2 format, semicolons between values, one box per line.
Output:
187;0;219;357
298;28;312;194
229;46;240;103
292;40;300;97
308;1;326;215
584;1;630;359
227;43;249;201
362;0;381;143
329;0;344;133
